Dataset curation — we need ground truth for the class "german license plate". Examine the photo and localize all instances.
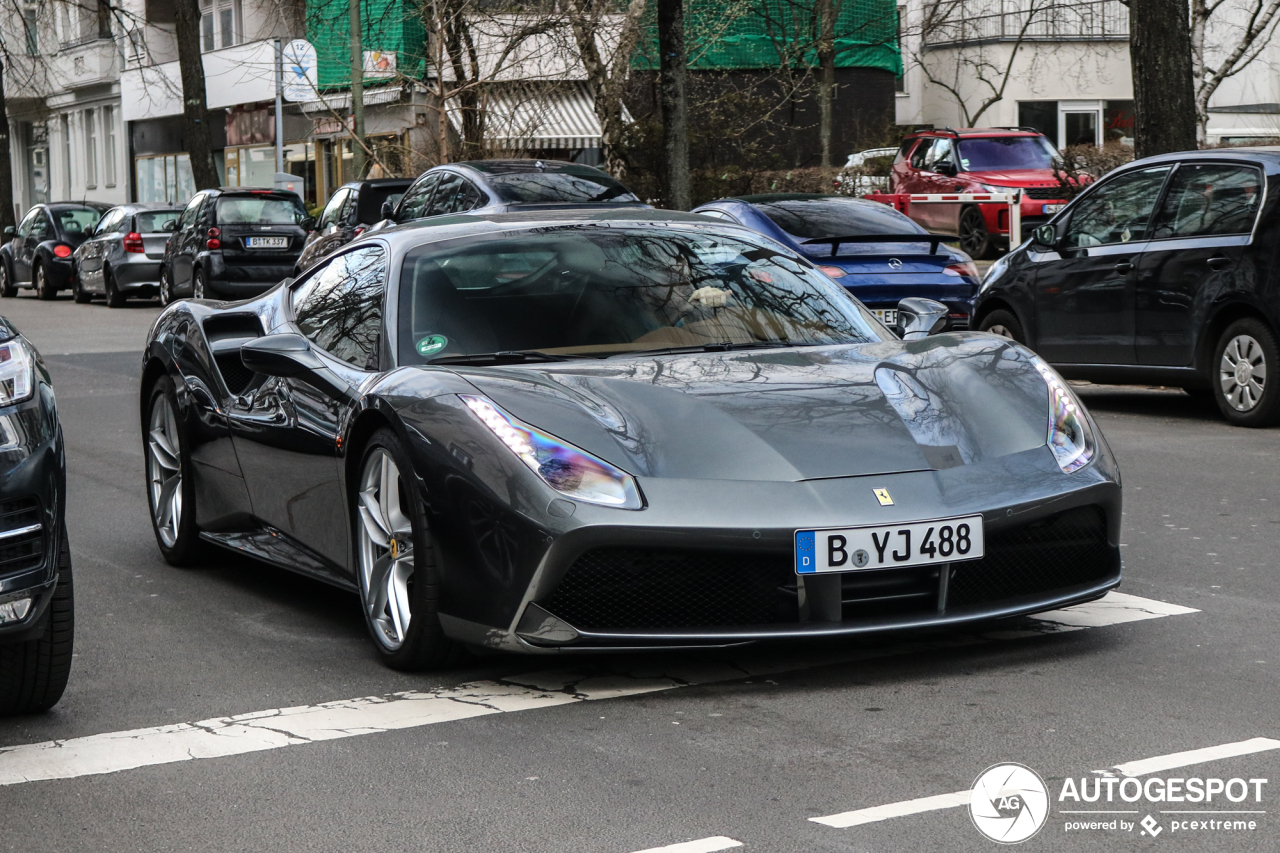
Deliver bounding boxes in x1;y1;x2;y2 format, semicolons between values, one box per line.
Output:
1042;204;1064;214
795;514;984;574
873;308;898;326
245;236;288;249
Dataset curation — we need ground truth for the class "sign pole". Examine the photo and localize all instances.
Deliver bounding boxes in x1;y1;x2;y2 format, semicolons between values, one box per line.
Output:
275;38;284;176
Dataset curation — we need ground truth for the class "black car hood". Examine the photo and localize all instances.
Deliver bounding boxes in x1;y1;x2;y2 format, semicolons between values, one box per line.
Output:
454;334;1051;482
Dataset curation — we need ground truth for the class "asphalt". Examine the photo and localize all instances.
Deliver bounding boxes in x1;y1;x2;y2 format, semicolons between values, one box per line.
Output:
0;292;1277;852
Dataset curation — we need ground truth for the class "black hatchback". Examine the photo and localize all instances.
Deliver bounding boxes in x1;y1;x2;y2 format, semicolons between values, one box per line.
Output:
975;148;1280;427
295;178;412;274
159;188;314;303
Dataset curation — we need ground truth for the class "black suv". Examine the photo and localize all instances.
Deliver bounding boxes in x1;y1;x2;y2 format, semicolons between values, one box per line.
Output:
976;148;1280;427
0;202;111;299
295;178;412;274
159;188;314;303
0;315;73;715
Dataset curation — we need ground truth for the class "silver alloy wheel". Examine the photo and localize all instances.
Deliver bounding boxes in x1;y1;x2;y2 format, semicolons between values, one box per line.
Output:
1220;333;1268;412
357;448;415;651
193;272;204;299
147;393;183;548
160;270;171;305
987;324;1014;339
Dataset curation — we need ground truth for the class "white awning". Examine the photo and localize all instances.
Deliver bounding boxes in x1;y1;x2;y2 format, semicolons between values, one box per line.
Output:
450;83;627;150
298;85;407;114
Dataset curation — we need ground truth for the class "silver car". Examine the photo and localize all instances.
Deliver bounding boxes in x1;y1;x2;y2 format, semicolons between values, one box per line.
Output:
72;204;181;307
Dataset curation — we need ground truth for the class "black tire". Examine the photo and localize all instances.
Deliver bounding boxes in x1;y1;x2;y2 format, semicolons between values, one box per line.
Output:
159;267;173;306
104;267;126;308
145;376;205;565
977;308;1026;345
72;272;92;304
34;262;56;300
959;206;994;259
0;261;16;297
353;428;460;671
1211;317;1280;428
193;268;212;300
0;528;74;716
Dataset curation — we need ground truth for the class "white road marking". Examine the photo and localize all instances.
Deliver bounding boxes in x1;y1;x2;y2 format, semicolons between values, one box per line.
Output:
0;592;1196;787
811;791;972;828
811;736;1278;830
1108;736;1280;778
628;837;743;853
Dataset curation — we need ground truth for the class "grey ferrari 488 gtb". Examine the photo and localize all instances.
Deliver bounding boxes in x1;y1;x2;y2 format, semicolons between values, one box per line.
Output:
139;209;1120;670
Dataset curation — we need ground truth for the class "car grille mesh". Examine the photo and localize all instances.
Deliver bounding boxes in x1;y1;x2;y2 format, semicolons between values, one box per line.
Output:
214;353;256;396
1022;187;1065;200
947;505;1113;608
541;548;797;630
538;506;1113;633
0;496;44;575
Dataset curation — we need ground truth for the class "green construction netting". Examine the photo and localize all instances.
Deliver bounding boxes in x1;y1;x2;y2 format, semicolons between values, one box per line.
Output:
307;0;425;90
634;0;902;74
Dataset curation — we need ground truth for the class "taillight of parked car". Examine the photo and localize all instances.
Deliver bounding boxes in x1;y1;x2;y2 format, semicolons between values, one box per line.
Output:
123;232;145;253
943;262;980;280
53;244;72;258
817;265;847;278
206;227;221;250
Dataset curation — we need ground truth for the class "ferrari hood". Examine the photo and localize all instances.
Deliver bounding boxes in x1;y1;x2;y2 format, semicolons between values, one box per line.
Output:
454;334;1051;482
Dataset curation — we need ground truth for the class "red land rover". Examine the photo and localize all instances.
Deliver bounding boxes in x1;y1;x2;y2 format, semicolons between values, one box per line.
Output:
890;128;1070;258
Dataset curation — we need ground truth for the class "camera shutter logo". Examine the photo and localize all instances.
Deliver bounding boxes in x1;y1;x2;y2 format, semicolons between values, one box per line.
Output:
969;763;1050;844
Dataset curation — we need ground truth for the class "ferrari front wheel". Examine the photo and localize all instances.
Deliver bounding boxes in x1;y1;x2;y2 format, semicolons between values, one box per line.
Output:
354;429;457;671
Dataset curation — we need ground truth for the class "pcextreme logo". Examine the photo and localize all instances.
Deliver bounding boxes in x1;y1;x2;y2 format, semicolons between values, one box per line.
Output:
968;763;1269;843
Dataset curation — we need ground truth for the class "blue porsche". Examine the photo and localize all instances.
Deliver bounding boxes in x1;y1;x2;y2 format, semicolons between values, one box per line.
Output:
692;193;980;330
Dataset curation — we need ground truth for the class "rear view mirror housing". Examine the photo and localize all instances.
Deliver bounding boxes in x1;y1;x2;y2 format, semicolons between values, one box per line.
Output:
299;216;317;233
380;201;395;221
2;227;12;238
162;219;178;232
935;161;958;177
1032;223;1059;250
896;297;950;340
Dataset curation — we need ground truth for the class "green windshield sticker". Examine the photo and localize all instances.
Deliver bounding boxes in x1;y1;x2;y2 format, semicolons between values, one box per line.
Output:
416;334;448;356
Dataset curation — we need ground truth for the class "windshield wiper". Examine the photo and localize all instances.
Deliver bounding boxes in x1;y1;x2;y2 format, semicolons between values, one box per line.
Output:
426;350;600;365
610;341;805;358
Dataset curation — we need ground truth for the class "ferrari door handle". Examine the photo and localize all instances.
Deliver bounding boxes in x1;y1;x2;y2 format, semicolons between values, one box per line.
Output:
1113;261;1133;274
1207;256;1231;270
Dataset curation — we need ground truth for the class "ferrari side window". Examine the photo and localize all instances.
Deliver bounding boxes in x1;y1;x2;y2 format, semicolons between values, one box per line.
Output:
293;246;388;370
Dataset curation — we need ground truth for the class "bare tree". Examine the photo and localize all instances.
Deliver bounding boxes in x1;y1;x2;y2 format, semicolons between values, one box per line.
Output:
910;0;1060;127
1190;0;1280;144
658;0;691;208
562;0;647;177
1128;0;1197;156
173;0;221;189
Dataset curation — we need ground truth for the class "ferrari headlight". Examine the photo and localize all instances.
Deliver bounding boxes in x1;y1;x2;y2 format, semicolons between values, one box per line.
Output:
0;340;34;406
1031;357;1095;473
461;395;643;509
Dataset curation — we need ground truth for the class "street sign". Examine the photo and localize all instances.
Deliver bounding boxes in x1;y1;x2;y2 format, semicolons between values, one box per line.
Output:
282;40;317;102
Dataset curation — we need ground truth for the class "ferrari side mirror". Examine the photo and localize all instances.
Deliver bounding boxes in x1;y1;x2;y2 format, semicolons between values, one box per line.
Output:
240;334;325;378
3;227;13;237
299;216;317;232
162;219;178;232
380;201;395;221
897;297;949;340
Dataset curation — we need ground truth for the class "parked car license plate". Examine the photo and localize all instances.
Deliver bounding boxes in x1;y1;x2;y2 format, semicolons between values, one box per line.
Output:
873;308;898;326
1042;204;1064;214
794;514;984;574
245;237;289;249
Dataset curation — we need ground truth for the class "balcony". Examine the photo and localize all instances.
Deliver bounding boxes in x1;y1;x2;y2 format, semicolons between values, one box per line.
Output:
922;0;1129;47
55;38;120;89
121;40;279;122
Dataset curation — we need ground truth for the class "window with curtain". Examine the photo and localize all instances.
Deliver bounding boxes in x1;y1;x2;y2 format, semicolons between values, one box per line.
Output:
200;0;241;51
103;105;117;186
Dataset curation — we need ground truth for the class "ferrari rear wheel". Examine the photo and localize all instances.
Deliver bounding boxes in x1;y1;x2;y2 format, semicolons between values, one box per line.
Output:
34;263;56;300
354;429;457;670
146;377;204;565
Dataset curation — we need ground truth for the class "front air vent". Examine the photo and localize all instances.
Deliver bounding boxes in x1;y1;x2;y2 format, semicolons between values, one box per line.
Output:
0;496;44;574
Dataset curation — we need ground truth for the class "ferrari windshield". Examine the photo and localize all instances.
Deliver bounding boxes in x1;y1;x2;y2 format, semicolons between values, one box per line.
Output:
398;226;885;363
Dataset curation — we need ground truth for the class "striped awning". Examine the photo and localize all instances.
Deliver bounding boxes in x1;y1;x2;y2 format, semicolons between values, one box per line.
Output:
450;83;624;150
